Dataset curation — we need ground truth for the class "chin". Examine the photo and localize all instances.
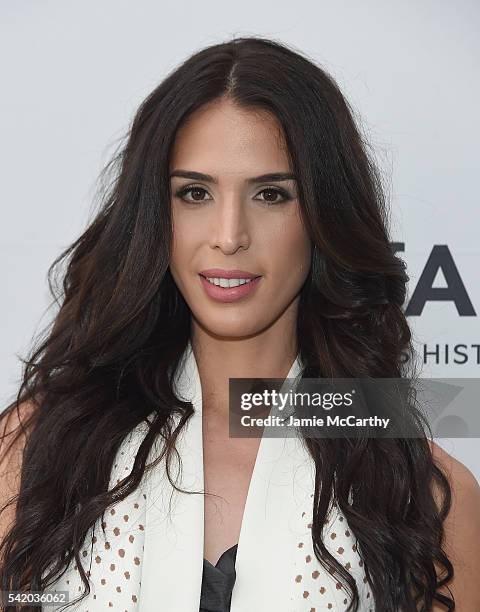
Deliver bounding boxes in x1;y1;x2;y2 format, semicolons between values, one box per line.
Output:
194;312;270;340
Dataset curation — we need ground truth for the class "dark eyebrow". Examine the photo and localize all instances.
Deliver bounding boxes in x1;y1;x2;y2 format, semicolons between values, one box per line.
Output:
169;170;296;184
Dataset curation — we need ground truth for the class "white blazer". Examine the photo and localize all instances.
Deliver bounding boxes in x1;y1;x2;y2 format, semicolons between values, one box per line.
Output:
46;341;373;611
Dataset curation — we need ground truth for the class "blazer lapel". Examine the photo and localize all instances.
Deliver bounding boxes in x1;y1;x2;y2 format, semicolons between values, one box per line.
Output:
139;342;204;611
231;357;312;611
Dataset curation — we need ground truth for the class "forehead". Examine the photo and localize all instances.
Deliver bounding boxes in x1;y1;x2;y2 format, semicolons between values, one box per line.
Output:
169;98;291;175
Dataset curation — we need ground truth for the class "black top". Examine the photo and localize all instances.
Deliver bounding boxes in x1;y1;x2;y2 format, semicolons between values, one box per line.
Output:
200;544;238;612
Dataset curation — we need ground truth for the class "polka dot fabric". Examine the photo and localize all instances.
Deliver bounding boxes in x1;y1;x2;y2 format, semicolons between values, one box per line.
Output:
293;493;373;611
42;340;378;611
45;421;150;611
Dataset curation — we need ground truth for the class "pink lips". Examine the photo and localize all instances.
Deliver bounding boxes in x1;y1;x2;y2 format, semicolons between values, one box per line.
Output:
199;269;262;303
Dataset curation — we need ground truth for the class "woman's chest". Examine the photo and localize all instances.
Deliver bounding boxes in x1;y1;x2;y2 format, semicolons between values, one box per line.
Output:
202;418;262;566
144;415;374;611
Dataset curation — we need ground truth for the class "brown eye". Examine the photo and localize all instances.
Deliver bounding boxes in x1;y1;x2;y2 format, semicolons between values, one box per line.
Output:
175;186;211;203
255;187;291;205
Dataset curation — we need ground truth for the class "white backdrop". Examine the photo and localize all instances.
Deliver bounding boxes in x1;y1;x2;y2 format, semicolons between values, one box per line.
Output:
1;1;479;479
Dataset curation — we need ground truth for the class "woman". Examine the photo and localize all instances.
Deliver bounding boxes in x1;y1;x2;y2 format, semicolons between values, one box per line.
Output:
1;36;479;611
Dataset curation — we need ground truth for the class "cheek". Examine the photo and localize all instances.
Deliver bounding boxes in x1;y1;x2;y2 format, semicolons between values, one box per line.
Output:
169;214;199;280
263;217;311;287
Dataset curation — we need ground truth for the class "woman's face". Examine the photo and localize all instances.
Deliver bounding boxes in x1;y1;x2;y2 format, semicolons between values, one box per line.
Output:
169;97;311;339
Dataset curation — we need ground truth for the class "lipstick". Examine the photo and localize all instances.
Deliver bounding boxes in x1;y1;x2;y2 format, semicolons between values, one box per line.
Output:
199;269;262;303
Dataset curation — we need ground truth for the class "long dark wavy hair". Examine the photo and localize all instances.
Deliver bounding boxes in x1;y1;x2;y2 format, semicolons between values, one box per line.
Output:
0;36;454;611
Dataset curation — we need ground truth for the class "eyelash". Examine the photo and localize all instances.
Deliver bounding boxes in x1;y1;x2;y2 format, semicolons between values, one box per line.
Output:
174;185;292;206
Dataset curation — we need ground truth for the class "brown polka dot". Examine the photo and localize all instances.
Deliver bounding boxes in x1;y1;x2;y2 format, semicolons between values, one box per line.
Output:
108;602;113;607
93;594;96;599
307;522;312;529
123;514;129;522
345;530;350;537
337;547;344;554
312;570;320;579
139;524;144;530
319;586;326;594
328;604;332;609
110;508;116;515
336;582;342;590
359;559;364;566
363;576;368;583
119;549;125;558
116;586;121;593
298;542;304;548
101;579;106;585
105;542;111;550
132;595;138;603
339;516;344;522
95;556;101;564
114;527;120;536
102;521;107;529
303;591;309;598
295;575;302;583
330;532;337;539
86;570;91;577
92;536;97;543
345;562;351;570
134;502;139;509
82;550;88;557
134;556;140;565
305;555;311;563
129;535;135;543
110;563;116;571
343;598;347;604
124;571;130;580
310;609;316;612
352;544;357;552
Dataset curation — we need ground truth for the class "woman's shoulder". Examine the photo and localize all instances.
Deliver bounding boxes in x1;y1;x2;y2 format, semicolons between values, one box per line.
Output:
427;440;480;610
0;400;37;548
428;439;480;493
427;439;480;548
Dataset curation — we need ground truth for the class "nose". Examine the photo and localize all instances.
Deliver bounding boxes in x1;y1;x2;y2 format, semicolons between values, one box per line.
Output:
208;196;250;254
